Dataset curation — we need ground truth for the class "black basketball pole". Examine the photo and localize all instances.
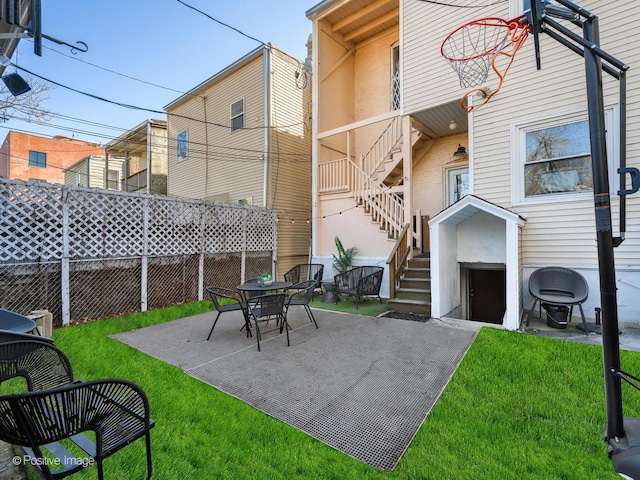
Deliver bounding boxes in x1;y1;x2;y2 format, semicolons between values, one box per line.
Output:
531;1;640;476
582;14;625;442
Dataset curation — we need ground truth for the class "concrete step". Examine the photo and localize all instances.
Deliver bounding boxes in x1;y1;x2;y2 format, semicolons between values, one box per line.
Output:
394;287;431;302
403;268;430;279
386;298;431;316
399;277;430;290
408;257;430;269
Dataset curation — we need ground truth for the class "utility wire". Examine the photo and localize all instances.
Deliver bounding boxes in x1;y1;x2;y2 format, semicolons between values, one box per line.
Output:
417;0;508;7
11;62;305;132
176;0;267;46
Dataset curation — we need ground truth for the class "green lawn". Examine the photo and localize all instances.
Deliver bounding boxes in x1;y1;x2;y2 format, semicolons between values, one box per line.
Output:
18;301;640;479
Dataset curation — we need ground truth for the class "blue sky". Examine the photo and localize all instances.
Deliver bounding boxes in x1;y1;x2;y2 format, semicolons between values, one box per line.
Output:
3;0;313;145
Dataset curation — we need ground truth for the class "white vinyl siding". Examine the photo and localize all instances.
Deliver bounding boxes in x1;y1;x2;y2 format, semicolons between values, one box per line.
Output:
269;49;312;275
402;0;511;114
466;0;640;266
167;55;265;204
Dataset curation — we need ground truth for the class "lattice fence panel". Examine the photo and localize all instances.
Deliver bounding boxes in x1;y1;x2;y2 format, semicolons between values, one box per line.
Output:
203;205;245;253
0;181;63;261
147;199;203;256
69;259;142;323
68;189;146;259
147;255;200;310
0;262;62;325
0;179;276;325
246;209;277;251
202;253;243;291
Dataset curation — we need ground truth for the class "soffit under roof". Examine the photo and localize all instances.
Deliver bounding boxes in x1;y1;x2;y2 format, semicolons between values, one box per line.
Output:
319;0;399;45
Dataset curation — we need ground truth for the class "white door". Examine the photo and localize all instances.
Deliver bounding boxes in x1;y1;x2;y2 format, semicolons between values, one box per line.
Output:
447;166;469;206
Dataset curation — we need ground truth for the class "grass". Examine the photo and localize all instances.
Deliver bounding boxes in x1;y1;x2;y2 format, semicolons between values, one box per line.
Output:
14;300;640;479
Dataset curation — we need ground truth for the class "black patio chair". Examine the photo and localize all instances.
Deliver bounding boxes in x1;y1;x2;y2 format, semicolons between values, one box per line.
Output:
245;292;288;351
0;339;73;391
284;264;325;289
285;280;319;328
334;266;384;309
0;339;154;480
0;308;37;335
205;286;250;340
525;266;589;333
0;378;154;480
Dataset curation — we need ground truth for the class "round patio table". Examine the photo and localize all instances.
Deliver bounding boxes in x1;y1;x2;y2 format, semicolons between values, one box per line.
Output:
236;281;293;299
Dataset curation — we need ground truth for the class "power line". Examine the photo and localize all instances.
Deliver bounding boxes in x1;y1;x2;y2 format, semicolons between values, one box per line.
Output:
11;62;306;132
417;0;508;8
176;0;267;46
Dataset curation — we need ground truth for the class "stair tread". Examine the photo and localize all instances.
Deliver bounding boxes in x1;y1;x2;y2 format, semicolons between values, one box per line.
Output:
387;298;431;306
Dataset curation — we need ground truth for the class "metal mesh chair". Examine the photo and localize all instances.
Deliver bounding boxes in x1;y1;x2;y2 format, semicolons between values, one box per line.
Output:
525;266;589;333
334;266;384;309
205;286;249;340
285;280;319;328
284;264;325;289
245;292;288;351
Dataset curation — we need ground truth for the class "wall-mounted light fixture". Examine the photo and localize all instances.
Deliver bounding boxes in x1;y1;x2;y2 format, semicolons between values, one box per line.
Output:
2;72;31;96
453;144;468;158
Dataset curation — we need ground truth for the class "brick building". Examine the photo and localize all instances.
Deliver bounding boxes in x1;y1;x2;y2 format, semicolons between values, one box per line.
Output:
0;131;105;184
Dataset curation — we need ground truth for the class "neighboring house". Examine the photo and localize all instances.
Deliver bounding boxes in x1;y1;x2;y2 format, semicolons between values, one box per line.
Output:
63;155;125;190
0;132;104;184
306;0;640;328
104;119;168;195
165;43;312;277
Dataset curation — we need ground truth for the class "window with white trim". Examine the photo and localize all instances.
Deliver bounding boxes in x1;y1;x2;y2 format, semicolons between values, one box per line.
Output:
231;99;244;132
513;106;617;204
177;130;188;162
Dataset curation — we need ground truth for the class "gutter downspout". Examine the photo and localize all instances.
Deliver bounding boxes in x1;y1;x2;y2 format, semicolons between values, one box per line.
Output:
263;45;270;207
146;121;151;194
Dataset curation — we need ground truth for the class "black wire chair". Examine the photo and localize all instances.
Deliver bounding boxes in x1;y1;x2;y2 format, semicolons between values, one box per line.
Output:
285;280;319;328
205;286;250;339
245;292;288;351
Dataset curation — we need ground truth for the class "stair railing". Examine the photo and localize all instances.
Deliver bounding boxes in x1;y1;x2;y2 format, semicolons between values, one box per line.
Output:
361;116;403;178
350;160;404;239
386;223;411;298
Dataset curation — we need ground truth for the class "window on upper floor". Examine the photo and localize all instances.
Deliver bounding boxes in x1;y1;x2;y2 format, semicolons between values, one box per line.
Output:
177;130;188;162
512;105;617;205
107;169;120;190
231;99;244;132
391;44;400;111
29;150;46;168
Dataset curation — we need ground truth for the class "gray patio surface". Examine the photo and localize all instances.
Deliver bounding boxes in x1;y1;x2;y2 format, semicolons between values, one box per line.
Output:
112;307;478;471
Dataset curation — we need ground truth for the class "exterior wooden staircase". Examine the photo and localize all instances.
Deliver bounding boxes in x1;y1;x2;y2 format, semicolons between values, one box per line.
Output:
386;255;431;315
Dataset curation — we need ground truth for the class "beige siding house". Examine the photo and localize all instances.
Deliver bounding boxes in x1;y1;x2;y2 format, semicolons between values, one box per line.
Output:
63;155;125;190
307;0;640;328
164;44;312;277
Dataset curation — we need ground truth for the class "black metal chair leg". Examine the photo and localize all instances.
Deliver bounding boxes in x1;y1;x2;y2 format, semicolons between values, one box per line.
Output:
206;312;221;340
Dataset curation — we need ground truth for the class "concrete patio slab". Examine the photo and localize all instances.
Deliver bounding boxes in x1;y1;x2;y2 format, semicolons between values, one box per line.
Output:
112;308;478;471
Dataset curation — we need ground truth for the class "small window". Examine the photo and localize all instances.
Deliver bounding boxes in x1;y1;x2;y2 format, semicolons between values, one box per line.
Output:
107;169;120;190
29;150;46;168
177;131;188;161
391;44;400;110
231;99;244;131
237;197;252;206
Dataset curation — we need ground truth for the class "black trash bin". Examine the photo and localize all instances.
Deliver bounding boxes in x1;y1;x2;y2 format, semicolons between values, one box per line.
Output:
543;304;570;329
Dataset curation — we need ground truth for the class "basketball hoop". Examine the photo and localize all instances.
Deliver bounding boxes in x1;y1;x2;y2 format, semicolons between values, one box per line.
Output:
441;15;531;111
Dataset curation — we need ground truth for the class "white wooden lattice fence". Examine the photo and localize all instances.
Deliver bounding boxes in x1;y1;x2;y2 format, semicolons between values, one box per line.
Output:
0;179;276;325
